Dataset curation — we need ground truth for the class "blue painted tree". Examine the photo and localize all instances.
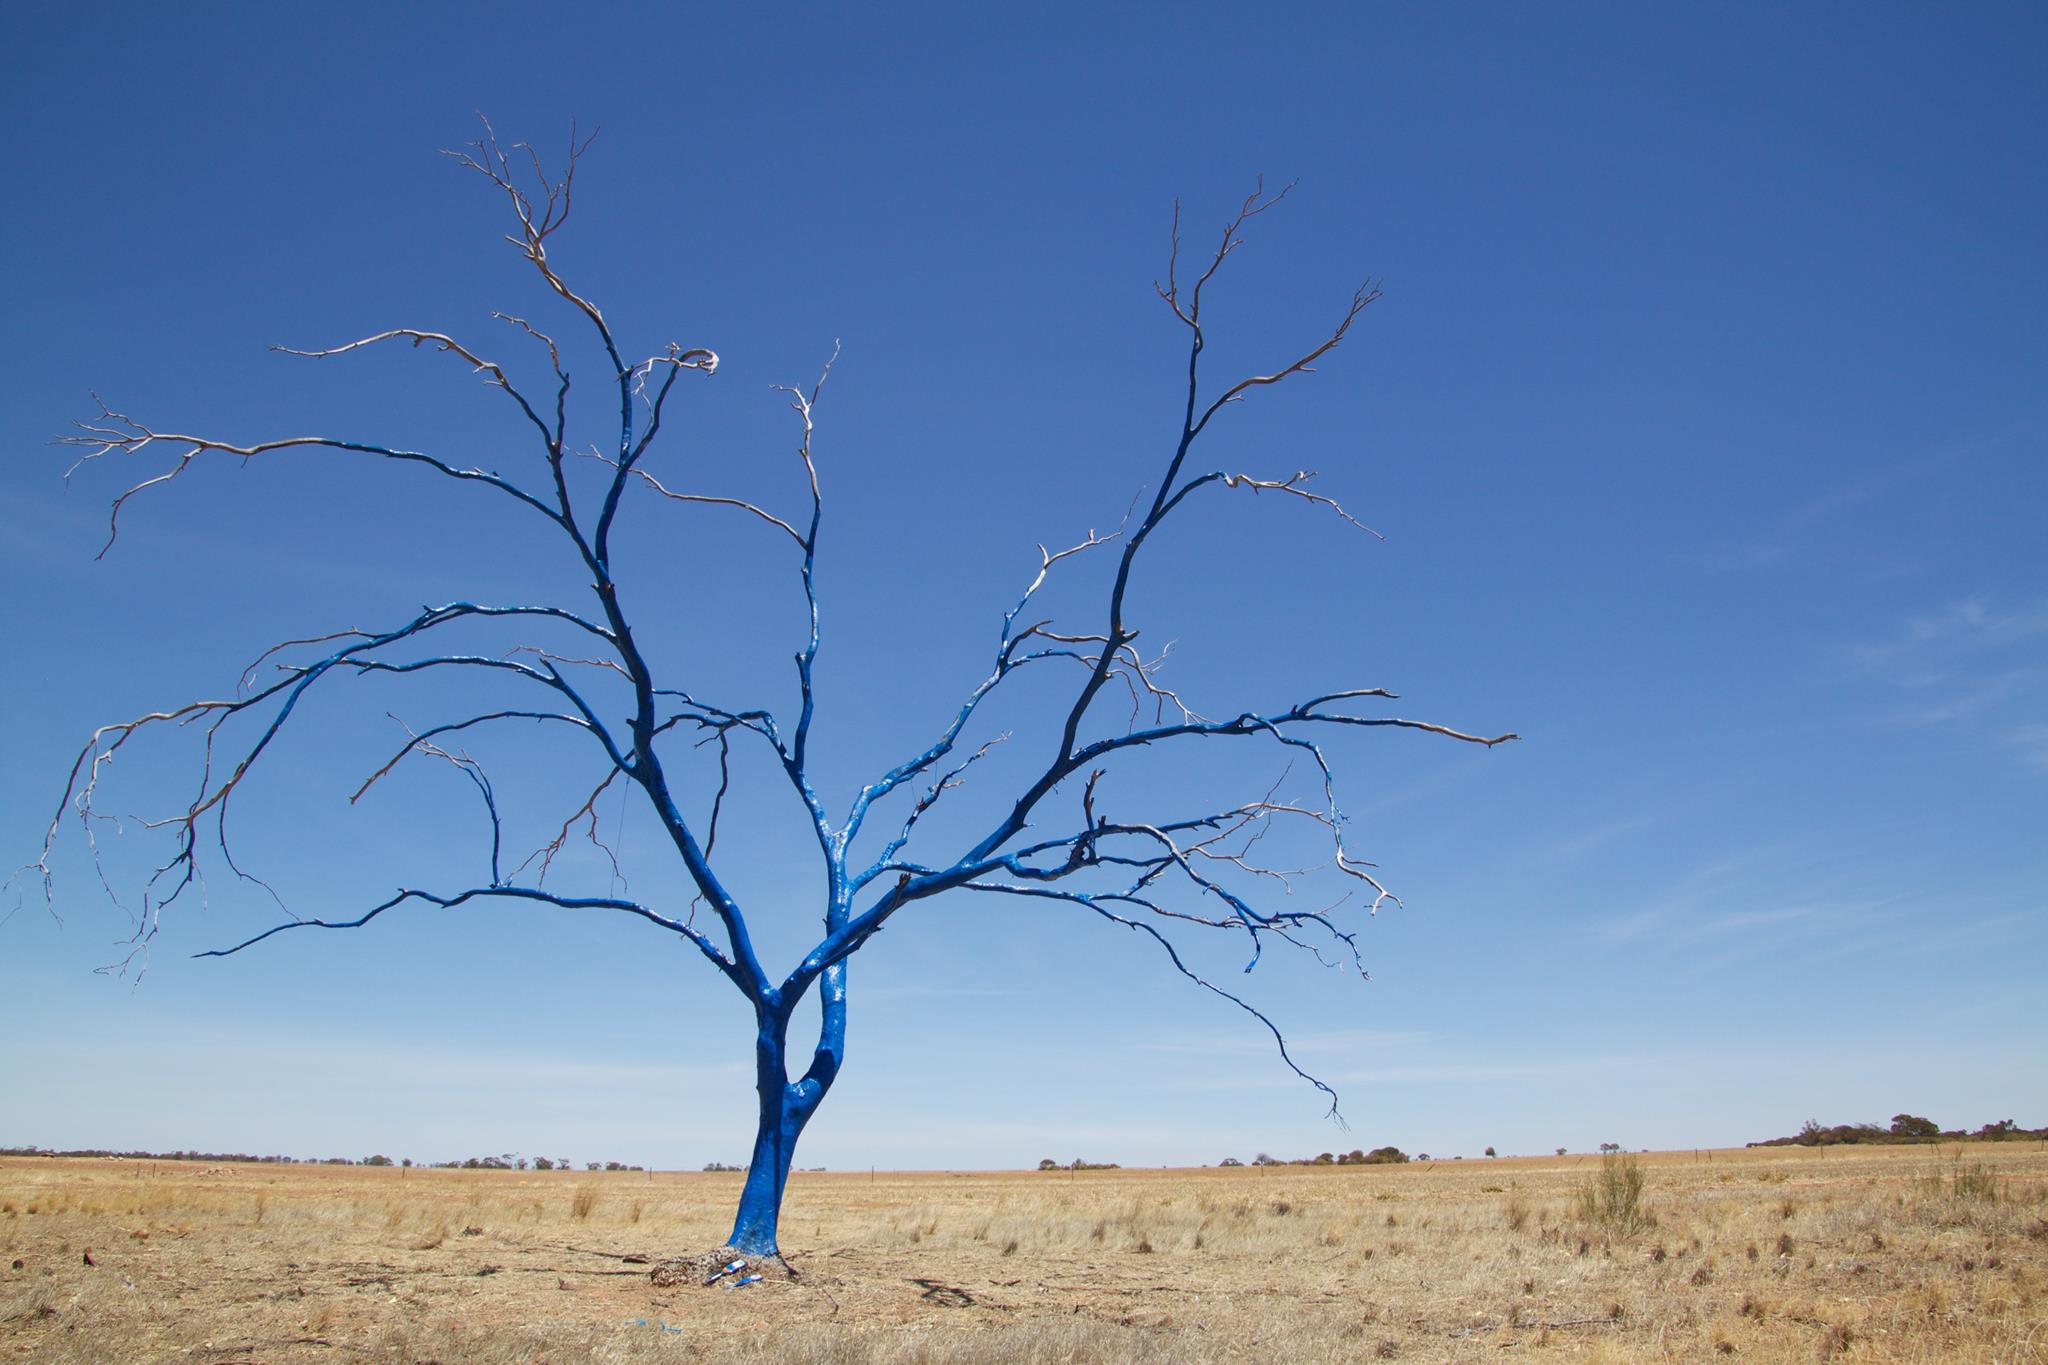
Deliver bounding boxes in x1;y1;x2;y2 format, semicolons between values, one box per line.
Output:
31;125;1514;1258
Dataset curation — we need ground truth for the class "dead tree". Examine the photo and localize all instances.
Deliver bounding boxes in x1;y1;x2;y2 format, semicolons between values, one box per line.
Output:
26;122;1514;1255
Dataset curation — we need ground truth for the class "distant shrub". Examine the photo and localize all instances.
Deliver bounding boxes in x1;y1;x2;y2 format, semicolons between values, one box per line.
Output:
1954;1163;1999;1199
1923;1155;2000;1202
1578;1152;1649;1234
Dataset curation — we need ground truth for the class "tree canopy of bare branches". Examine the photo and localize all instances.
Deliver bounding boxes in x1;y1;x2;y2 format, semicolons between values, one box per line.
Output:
25;124;1514;1256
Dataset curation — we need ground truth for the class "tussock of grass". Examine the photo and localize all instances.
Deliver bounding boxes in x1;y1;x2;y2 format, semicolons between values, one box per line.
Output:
1576;1152;1649;1235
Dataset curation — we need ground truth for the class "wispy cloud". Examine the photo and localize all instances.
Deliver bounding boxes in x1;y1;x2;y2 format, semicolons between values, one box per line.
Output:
1599;900;1845;949
1679;423;2038;578
1679;448;1950;577
859;982;1032;1004
1591;846;1809;944
814;1115;1207;1154
27;1017;752;1094
1589;832;1939;969
1891;669;2040;724
1860;597;2048;666
1155;1053;1630;1092
1133;1028;1434;1059
2006;724;2048;768
1328;1057;1627;1086
1853;595;2048;769
1547;811;1663;862
0;493;105;571
1677;541;1792;576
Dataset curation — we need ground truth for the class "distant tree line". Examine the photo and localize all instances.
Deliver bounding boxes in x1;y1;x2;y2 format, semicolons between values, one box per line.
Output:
0;1145;656;1170
1749;1115;2045;1148
1038;1157;1122;1171
1223;1147;1413;1167
428;1155;647;1171
2;1146;306;1164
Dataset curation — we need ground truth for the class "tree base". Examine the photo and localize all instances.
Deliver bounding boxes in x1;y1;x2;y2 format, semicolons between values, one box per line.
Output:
648;1245;793;1288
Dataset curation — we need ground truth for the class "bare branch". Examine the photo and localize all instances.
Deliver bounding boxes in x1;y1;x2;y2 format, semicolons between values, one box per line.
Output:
379;721;506;887
492;311;563;375
1191;280;1380;437
783;345;839;782
501;645;632;680
843;527;1122;846
512;768;624;888
854;734;1009;888
442;114;617;371
350;710;591;805
633;470;805;547
271;328;555;447
954;878;1344;1121
61;395;563;556
1167;468;1385;539
195;884;747;992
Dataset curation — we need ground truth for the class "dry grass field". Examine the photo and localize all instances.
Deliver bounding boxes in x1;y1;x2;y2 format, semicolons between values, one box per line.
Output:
4;1143;2046;1363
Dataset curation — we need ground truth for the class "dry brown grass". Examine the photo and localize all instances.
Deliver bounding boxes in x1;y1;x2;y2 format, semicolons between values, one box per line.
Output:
4;1143;2046;1362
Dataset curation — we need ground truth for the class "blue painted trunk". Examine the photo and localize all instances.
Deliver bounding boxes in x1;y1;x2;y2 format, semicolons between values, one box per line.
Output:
726;961;846;1255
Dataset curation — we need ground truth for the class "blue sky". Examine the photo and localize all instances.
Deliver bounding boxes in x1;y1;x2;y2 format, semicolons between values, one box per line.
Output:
3;3;2043;1170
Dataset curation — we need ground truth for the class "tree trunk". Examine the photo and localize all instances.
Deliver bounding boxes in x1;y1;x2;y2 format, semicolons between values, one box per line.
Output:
725;960;846;1256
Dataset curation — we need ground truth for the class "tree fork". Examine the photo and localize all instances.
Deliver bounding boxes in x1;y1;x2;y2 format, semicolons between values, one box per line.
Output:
729;960;846;1255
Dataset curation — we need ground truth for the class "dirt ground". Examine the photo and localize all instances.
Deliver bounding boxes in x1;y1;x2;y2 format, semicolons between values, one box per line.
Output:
4;1143;2045;1362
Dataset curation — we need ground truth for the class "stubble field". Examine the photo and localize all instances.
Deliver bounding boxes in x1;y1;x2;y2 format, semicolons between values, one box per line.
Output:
4;1144;2045;1363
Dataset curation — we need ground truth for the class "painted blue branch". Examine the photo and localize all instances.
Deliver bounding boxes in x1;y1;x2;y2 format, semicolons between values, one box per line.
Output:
445;754;502;887
593;352;685;567
193;885;748;991
841;532;1118;848
802;700;1514;999
954;879;1345;1122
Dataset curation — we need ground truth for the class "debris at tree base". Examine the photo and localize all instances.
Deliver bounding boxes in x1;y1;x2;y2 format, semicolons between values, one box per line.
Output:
623;1317;687;1335
649;1246;792;1288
